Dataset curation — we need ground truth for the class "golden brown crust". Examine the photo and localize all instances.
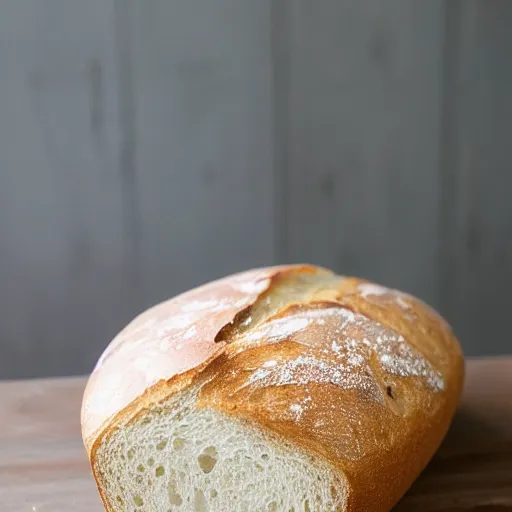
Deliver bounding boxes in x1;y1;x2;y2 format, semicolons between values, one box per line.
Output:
81;265;311;447
82;265;464;512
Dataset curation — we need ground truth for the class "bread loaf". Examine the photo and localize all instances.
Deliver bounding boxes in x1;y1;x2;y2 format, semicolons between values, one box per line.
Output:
81;265;464;511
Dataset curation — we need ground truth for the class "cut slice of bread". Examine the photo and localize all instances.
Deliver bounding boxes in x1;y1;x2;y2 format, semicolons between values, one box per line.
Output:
95;386;347;511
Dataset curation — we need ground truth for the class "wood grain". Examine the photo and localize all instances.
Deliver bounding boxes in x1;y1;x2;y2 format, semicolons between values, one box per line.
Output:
0;0;277;380
0;359;510;511
0;0;141;379
1;1;511;379
440;0;512;356
284;0;445;308
0;378;102;511
127;0;277;307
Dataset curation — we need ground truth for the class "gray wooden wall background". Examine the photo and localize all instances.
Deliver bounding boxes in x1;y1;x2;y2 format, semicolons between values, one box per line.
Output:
1;0;511;379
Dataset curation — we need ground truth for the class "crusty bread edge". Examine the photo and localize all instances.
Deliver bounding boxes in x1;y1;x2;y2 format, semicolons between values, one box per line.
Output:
87;345;228;512
88;337;464;512
84;266;465;512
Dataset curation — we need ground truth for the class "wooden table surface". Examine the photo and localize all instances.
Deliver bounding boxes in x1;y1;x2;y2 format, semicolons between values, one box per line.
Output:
0;359;510;511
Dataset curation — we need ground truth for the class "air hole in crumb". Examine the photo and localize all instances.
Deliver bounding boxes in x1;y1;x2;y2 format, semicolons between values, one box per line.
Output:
156;440;168;451
135;475;143;484
386;386;394;399
173;437;185;450
137;464;145;472
116;495;123;505
168;480;182;506
198;446;218;473
210;489;218;498
194;488;208;511
133;495;143;506
127;448;135;460
268;502;278;512
304;500;311;512
155;466;165;477
147;457;155;466
255;463;264;472
261;453;269;460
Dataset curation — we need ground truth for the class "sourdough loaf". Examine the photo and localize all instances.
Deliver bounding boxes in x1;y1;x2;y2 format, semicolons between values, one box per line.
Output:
81;265;464;511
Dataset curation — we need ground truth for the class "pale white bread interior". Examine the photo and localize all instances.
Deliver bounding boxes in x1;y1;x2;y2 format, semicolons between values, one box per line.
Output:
82;265;464;512
97;386;346;511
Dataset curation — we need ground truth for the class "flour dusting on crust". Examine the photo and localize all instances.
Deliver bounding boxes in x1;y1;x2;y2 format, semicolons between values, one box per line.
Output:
358;283;412;311
247;354;377;394
242;306;444;393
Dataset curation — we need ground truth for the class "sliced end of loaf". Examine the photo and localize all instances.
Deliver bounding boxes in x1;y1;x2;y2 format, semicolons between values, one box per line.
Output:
94;387;347;511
